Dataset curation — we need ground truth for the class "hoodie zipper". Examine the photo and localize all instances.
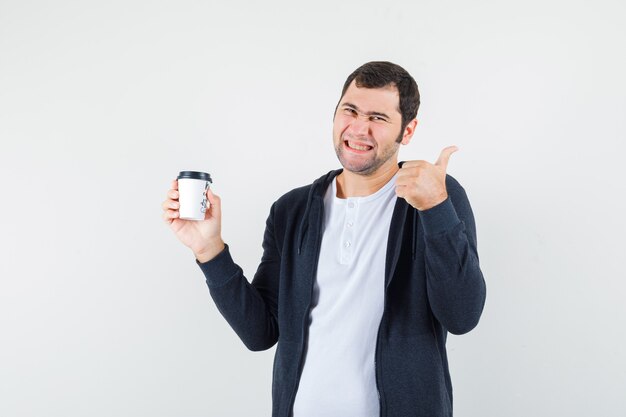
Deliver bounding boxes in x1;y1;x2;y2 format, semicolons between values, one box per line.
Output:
375;192;409;417
374;294;386;417
287;196;324;416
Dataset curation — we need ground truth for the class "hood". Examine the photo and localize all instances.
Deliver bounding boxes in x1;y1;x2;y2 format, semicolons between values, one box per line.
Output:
296;168;342;254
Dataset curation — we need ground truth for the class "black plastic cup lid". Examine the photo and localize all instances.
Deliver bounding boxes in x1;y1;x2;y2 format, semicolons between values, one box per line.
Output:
177;171;212;182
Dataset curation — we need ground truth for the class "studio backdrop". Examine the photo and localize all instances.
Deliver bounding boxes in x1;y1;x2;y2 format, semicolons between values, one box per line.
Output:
1;0;625;416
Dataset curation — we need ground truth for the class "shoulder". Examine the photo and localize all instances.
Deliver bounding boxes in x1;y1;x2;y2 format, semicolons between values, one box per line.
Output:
264;172;333;232
274;183;314;208
272;169;338;210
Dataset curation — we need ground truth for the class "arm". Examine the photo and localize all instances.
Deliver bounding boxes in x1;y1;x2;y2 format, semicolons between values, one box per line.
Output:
419;178;487;335
163;179;280;350
196;203;281;351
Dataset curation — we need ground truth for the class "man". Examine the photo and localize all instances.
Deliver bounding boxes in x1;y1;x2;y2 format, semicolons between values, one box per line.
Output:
162;61;486;417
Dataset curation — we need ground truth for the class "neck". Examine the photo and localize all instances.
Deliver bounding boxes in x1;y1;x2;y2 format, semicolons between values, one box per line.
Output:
336;160;399;198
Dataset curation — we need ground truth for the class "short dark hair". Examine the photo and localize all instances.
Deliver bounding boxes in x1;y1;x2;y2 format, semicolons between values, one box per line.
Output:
336;61;420;133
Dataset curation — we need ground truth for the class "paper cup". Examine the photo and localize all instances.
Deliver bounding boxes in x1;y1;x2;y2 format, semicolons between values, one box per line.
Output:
177;171;212;221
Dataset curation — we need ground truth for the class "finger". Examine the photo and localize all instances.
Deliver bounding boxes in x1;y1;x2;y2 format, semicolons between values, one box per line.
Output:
168;189;179;199
206;187;219;203
396;166;422;179
162;209;179;222
206;187;221;217
395;171;411;183
172;178;178;190
400;160;428;168
395;175;417;187
162;200;179;210
434;145;459;170
395;184;408;198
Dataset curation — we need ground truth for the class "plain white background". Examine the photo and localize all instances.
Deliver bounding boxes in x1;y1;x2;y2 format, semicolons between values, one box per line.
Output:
1;0;625;415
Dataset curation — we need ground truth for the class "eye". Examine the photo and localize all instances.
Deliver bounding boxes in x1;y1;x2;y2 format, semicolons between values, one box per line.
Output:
343;107;357;115
370;115;388;122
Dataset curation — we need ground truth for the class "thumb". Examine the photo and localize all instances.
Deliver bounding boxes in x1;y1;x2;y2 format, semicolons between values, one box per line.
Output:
435;145;459;171
205;187;222;219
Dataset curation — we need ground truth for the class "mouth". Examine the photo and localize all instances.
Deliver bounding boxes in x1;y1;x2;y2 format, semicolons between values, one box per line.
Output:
344;140;374;153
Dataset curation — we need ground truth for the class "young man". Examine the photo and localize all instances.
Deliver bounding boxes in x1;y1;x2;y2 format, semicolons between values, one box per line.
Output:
162;61;486;417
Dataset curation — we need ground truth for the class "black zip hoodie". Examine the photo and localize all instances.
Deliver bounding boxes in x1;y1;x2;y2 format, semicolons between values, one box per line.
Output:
196;165;487;417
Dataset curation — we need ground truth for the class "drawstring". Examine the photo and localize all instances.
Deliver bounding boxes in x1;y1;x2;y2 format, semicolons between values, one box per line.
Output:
297;187;314;255
297;170;337;255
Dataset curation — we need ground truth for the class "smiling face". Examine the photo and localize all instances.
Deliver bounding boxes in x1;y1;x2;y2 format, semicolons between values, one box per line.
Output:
333;80;415;176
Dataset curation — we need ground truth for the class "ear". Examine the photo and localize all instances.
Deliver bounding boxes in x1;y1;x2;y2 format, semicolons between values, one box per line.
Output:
400;119;418;145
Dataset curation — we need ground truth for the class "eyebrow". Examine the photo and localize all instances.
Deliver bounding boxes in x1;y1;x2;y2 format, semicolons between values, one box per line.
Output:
342;102;391;120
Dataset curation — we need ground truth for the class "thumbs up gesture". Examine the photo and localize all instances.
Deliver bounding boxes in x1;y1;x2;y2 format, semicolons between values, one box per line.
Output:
395;146;459;211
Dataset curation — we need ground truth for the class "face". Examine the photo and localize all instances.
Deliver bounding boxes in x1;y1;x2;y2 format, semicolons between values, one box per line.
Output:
333;81;414;176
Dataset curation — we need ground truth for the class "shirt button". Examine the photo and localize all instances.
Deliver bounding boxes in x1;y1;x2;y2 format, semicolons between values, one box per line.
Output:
348;202;355;208
347;221;353;228
344;241;351;248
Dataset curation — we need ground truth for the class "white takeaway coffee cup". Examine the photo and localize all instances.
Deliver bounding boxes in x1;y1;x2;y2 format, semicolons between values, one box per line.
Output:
177;171;212;221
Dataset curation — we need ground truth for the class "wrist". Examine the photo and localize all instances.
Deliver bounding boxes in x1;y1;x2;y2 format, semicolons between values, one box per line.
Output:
194;238;225;263
418;192;448;211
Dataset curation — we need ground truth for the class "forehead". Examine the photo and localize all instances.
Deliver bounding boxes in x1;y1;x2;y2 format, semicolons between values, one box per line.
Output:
339;80;401;116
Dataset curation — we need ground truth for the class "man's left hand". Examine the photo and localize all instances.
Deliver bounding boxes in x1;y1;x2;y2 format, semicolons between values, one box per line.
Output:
395;145;459;211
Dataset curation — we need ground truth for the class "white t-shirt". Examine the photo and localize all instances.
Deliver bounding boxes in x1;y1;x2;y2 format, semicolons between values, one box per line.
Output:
292;174;398;417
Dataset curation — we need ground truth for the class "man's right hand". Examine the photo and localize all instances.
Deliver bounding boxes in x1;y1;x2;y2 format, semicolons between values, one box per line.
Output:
162;179;225;263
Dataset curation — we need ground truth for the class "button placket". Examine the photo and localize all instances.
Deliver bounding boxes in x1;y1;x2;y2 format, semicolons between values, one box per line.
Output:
340;198;358;264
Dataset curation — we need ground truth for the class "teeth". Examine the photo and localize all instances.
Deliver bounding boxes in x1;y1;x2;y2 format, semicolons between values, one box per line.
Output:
347;141;371;151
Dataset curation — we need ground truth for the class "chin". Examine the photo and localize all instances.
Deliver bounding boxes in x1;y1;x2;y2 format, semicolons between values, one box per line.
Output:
335;145;381;175
339;160;379;176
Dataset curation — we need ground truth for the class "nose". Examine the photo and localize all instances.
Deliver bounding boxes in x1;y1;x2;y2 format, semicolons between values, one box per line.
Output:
349;115;370;137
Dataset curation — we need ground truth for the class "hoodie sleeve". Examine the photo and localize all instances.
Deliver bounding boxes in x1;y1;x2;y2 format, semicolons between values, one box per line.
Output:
419;175;487;335
195;203;280;351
